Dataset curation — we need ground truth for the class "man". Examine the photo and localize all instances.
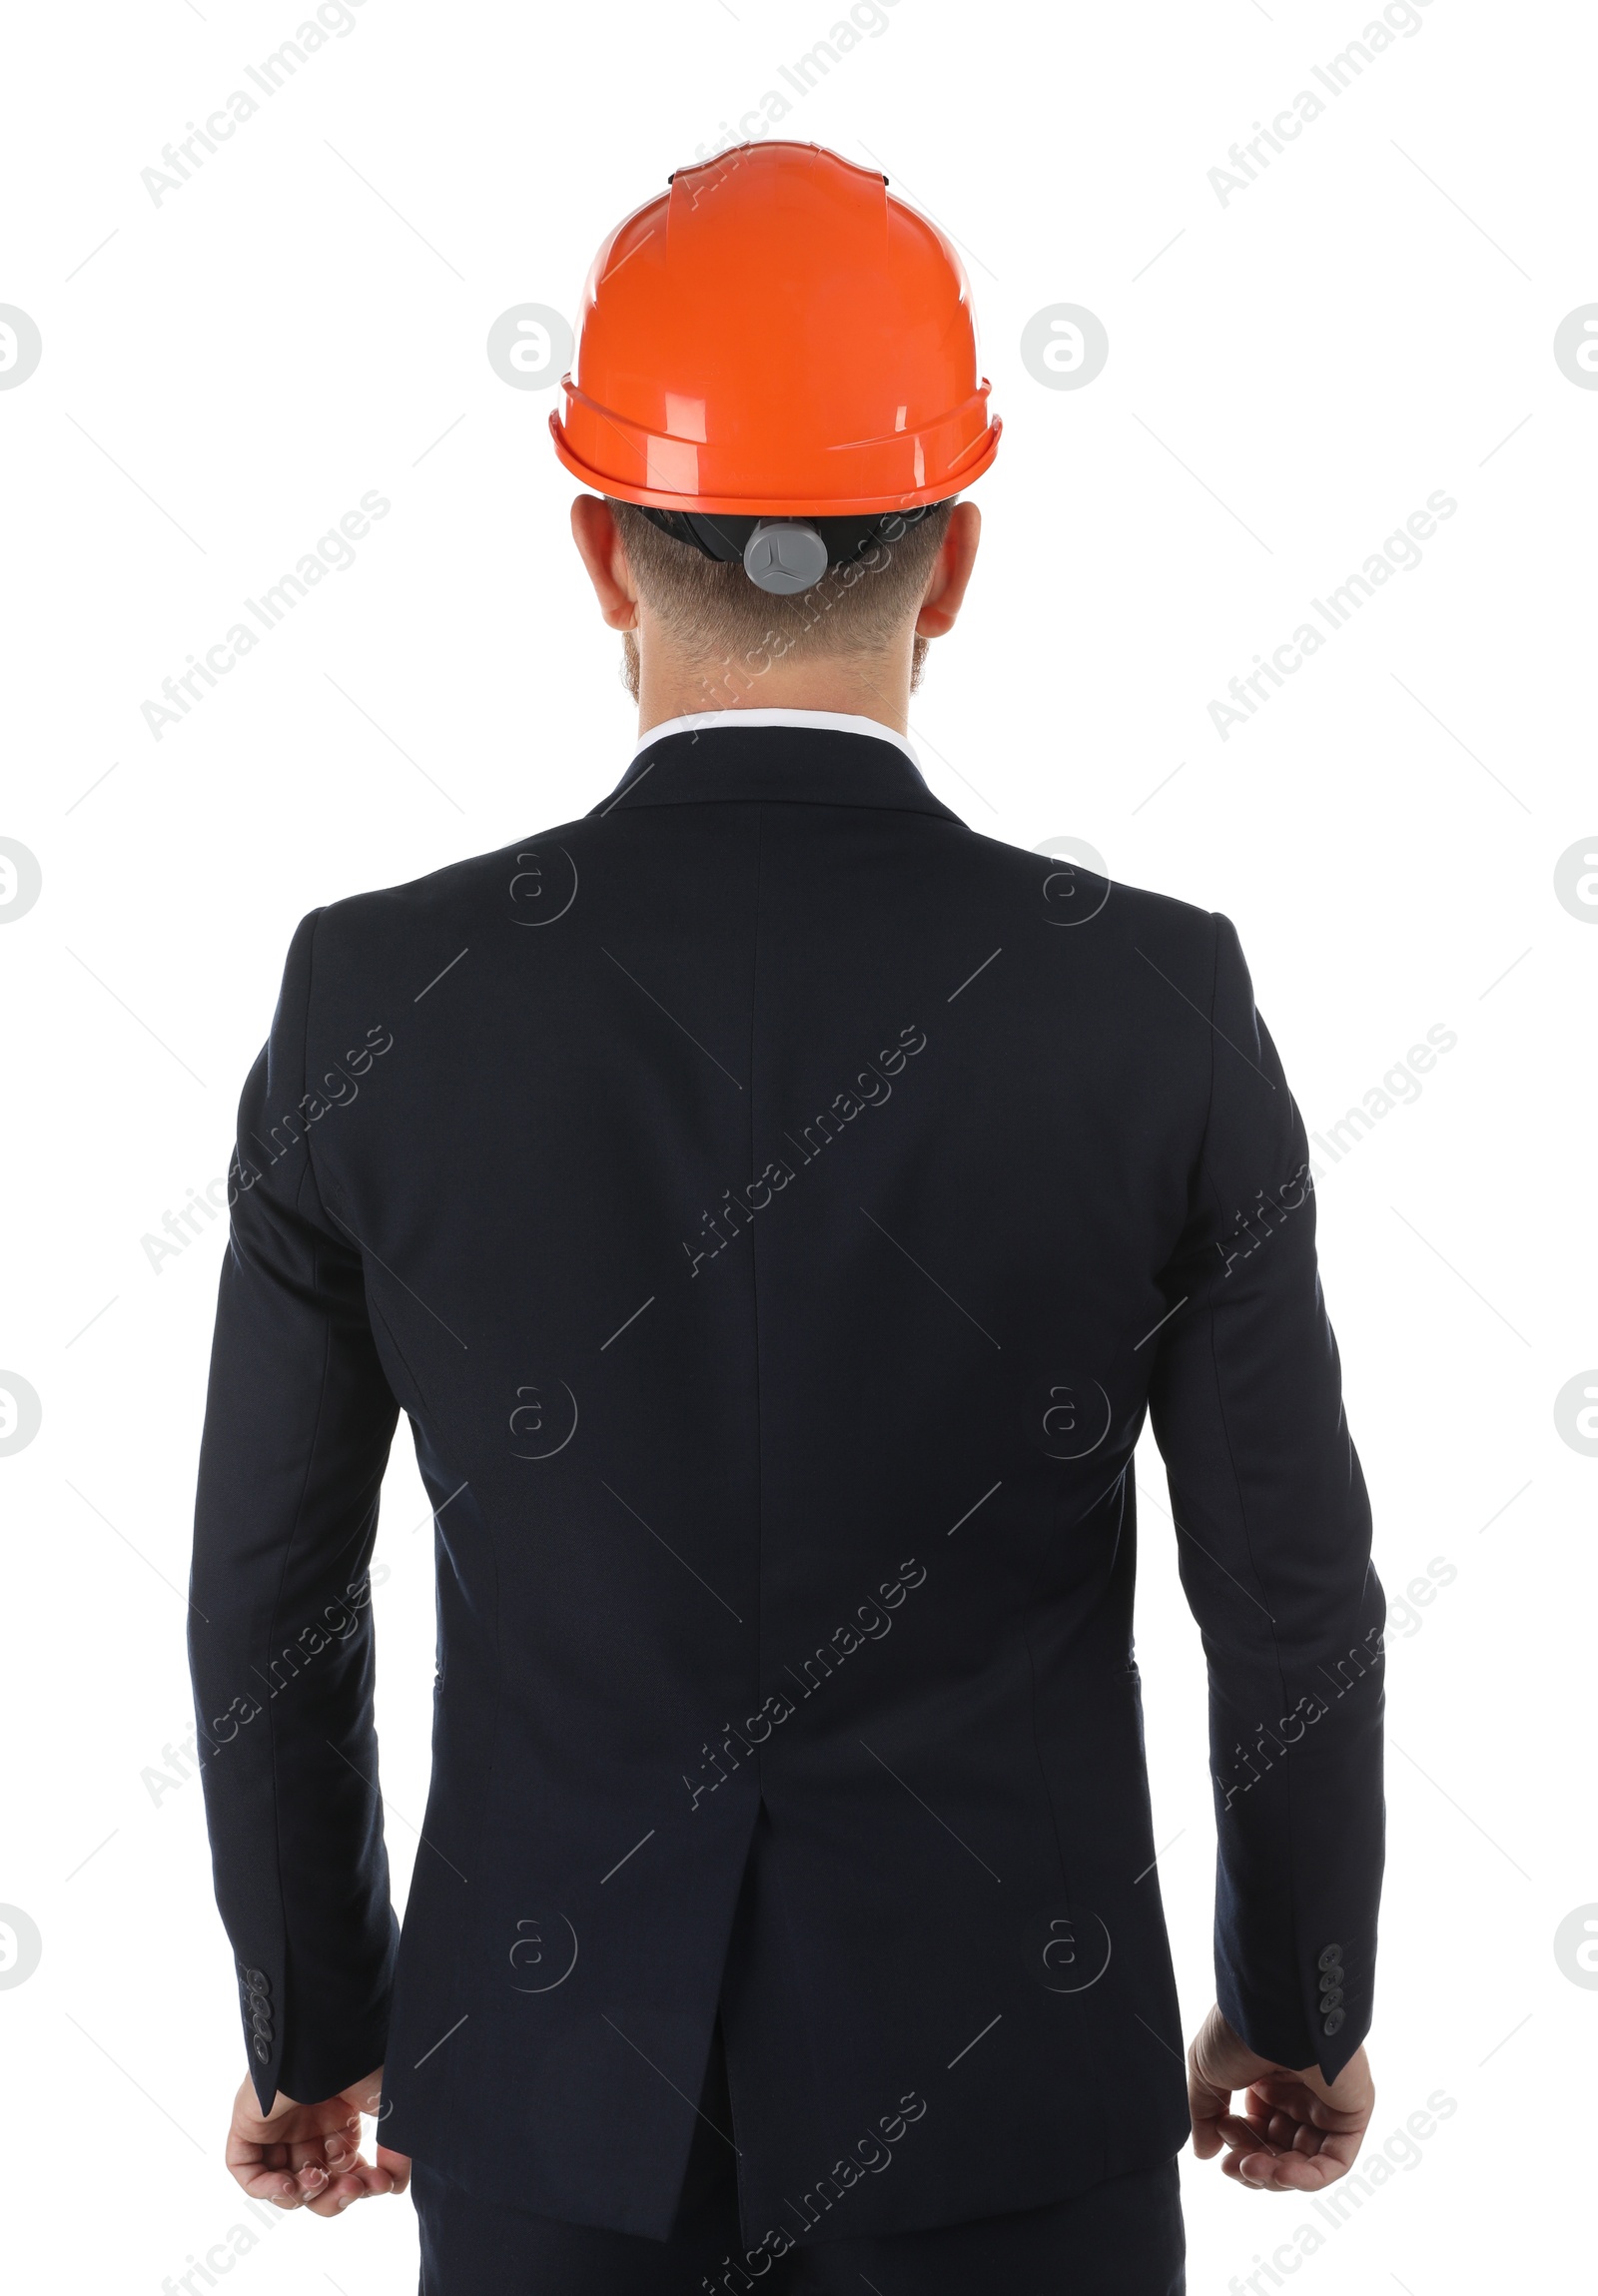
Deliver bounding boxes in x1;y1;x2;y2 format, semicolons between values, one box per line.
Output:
191;142;1382;2293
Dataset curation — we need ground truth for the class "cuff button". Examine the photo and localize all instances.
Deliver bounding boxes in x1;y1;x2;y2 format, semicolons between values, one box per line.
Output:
1322;2006;1345;2036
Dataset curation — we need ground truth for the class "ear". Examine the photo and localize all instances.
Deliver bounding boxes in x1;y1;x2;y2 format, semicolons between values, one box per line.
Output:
914;501;981;641
570;495;639;631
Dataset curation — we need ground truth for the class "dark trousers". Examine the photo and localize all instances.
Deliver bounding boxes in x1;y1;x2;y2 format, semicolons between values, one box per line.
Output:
414;2029;1186;2295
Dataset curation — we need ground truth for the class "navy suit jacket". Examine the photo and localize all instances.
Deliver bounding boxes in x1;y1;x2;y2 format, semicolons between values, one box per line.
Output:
189;719;1384;2245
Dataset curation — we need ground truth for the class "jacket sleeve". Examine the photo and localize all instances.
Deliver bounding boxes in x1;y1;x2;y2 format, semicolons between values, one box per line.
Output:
1146;912;1384;2083
188;907;401;2109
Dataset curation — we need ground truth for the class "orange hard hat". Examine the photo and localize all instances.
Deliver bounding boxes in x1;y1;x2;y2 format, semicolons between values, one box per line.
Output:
549;141;1000;521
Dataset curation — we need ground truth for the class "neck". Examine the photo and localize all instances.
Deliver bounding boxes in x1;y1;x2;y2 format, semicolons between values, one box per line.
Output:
634;622;917;744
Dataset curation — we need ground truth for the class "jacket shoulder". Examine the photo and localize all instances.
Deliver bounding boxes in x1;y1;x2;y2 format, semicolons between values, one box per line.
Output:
302;820;590;968
957;826;1222;972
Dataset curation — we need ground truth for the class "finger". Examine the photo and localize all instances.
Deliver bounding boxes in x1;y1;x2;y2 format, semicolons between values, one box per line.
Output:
226;2131;293;2173
1249;2082;1371;2134
1190;2109;1225;2159
1187;2073;1231;2159
324;2117;364;2171
1248;2149;1351;2191
231;2164;304;2207
1261;2108;1315;2152
1234;2148;1294;2188
1227;2135;1363;2192
1216;2111;1283;2156
376;2145;412;2196
306;2186;362;2218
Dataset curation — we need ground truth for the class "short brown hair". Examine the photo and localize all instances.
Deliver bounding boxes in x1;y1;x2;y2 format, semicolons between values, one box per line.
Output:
608;497;953;702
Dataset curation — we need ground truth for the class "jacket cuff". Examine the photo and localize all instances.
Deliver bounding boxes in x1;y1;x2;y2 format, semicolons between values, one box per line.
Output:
236;1951;394;2110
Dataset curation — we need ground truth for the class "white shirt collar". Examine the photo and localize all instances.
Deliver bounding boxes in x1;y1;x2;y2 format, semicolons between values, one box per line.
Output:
630;707;921;767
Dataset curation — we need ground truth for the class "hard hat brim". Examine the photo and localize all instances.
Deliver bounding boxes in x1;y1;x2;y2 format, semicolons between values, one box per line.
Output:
549;402;1001;520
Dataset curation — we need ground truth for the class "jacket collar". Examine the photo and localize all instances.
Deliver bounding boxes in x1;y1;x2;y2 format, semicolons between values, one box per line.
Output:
591;709;963;821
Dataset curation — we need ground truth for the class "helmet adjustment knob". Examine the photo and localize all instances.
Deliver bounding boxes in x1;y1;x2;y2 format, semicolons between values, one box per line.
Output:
742;519;830;594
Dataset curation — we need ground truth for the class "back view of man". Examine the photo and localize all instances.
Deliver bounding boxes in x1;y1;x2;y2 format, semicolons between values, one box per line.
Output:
191;142;1384;2293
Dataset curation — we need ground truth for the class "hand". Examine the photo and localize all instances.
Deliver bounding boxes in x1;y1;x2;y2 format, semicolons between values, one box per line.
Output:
225;2064;412;2216
1188;2003;1374;2192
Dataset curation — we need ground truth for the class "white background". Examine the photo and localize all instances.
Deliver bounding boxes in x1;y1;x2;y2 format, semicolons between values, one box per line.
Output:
1;0;1593;2288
